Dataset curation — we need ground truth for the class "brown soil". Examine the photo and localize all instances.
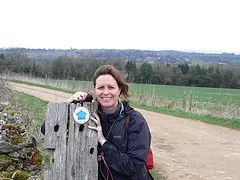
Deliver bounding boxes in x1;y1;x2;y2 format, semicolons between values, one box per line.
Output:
9;82;240;180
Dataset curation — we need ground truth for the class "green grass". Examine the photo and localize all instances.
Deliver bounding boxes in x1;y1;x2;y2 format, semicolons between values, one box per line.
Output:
11;79;76;94
130;83;240;104
130;100;240;129
11;78;240;106
9;79;240;129
12;77;240;118
129;83;240;116
14;91;48;129
149;169;162;180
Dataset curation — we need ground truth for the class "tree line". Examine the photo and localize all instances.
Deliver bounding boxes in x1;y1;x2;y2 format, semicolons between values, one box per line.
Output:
0;50;240;89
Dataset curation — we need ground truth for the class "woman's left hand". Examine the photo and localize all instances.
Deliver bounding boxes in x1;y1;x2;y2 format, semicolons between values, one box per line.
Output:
88;113;107;145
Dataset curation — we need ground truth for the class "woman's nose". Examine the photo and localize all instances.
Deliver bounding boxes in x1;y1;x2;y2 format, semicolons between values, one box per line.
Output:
102;88;109;94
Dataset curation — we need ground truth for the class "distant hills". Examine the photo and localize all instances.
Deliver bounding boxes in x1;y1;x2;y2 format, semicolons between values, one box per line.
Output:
1;48;240;64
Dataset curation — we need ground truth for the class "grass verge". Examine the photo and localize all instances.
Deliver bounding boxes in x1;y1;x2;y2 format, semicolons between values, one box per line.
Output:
10;79;76;94
10;79;240;130
130;100;240;129
14;91;48;129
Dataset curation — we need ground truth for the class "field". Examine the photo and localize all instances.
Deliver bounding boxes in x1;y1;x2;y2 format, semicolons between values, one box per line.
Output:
130;83;240;118
3;73;240;119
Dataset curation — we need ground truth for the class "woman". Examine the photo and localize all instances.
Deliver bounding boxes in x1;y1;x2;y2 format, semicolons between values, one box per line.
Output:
67;65;152;180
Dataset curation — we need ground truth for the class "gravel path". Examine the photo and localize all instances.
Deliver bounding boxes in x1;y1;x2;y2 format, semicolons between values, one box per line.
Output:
10;82;240;180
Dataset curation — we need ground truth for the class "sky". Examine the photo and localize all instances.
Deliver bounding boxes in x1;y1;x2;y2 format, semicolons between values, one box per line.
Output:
1;0;240;54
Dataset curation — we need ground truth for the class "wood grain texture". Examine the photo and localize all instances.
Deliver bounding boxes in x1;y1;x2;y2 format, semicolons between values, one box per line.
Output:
45;102;98;180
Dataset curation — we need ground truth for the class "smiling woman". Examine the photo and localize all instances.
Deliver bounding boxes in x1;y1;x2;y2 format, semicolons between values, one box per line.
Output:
92;65;129;114
68;65;153;180
94;74;121;113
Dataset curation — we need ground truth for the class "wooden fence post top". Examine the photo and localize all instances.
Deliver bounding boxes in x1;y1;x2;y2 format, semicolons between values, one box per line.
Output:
44;102;98;180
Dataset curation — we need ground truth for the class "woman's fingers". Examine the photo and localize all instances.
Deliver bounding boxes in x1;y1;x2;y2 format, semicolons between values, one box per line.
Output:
67;92;88;103
77;95;83;100
74;92;86;100
88;113;101;130
88;125;97;130
90;113;100;126
88;113;106;145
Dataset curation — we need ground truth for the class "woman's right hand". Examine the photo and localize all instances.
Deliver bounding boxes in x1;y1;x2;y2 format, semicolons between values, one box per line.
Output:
67;91;88;104
88;113;107;146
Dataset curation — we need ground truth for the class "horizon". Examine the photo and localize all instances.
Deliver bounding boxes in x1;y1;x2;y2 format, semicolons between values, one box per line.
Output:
1;46;239;55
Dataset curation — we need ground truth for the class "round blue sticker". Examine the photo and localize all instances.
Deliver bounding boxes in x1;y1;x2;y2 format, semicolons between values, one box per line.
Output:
73;107;90;124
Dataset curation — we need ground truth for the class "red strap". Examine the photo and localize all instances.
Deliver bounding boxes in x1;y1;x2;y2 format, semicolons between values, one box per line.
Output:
146;148;154;170
125;113;155;176
98;152;114;180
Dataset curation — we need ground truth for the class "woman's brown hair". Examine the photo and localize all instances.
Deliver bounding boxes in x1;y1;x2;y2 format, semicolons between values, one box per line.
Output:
93;65;130;100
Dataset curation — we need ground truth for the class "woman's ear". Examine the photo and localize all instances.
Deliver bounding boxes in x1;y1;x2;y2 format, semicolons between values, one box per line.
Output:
119;88;122;96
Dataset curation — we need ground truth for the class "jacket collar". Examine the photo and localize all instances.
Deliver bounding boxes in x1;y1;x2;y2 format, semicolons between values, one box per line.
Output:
97;101;122;125
97;100;133;125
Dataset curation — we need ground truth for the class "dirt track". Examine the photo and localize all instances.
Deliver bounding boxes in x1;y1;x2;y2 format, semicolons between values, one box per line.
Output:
9;82;240;180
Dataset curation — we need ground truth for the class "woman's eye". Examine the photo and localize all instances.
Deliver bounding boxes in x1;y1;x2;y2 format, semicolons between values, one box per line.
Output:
97;87;104;90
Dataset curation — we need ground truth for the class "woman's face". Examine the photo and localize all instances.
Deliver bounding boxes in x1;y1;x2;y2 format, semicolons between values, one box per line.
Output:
94;74;121;113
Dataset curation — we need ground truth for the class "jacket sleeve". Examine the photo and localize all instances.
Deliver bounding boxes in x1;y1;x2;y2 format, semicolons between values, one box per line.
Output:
101;111;151;176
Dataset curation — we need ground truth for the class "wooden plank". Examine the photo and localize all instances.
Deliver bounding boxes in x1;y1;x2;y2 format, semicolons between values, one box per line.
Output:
51;102;68;180
66;102;98;180
83;102;98;180
75;103;85;180
66;103;76;180
45;102;58;149
45;102;68;180
45;102;98;180
44;170;52;180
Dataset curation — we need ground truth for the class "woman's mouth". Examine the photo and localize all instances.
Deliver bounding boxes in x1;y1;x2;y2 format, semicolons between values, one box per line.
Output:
102;97;111;101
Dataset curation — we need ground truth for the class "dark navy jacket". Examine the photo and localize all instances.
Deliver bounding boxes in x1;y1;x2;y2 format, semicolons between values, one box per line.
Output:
97;101;151;180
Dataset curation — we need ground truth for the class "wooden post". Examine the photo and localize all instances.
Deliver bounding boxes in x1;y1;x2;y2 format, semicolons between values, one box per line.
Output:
72;78;75;90
238;106;240;117
189;91;193;111
44;102;98;180
45;74;48;85
182;90;186;111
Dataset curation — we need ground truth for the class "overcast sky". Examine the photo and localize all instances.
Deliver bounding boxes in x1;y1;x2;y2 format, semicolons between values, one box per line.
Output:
1;0;240;54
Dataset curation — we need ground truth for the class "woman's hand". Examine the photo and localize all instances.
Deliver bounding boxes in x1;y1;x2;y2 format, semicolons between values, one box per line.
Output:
67;91;88;104
88;113;107;145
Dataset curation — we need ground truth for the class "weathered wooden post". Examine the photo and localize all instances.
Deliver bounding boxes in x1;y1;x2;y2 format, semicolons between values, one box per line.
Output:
189;91;193;111
44;102;98;180
182;90;186;111
72;78;75;90
45;74;48;85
